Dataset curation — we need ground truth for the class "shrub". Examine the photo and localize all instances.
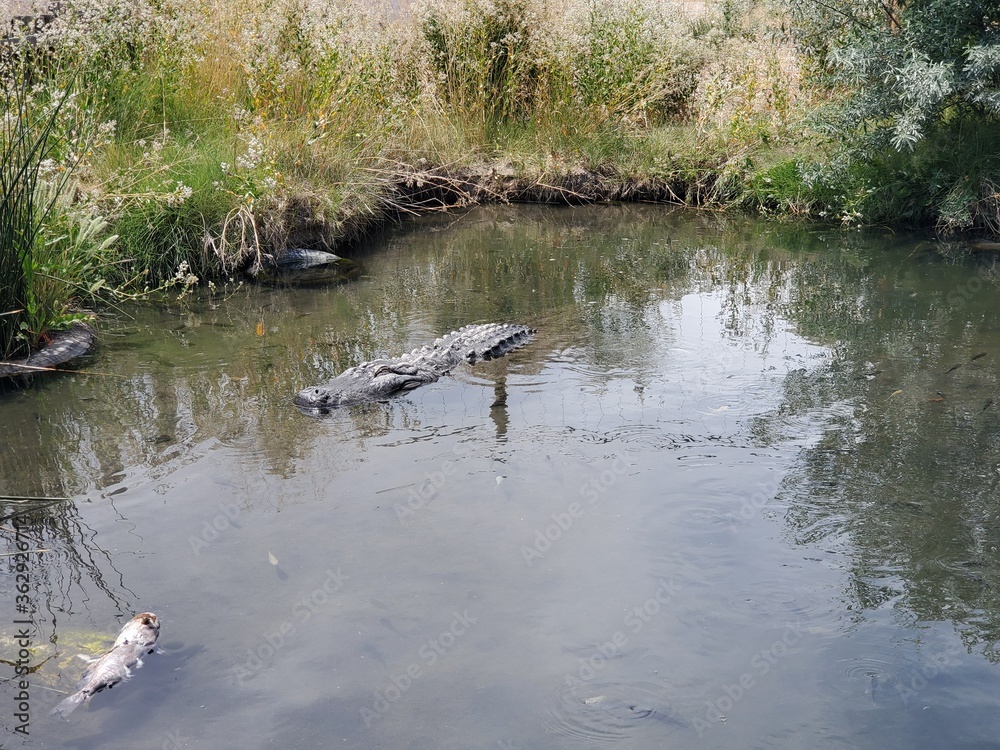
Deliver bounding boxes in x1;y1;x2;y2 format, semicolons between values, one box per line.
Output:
568;1;705;126
790;0;1000;232
418;0;546;138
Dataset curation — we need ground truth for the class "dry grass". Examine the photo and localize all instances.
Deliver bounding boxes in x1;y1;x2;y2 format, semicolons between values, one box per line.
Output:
9;0;808;286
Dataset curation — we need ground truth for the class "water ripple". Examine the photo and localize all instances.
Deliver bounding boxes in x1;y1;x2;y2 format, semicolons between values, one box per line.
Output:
828;655;910;709
720;581;843;635
543;679;686;742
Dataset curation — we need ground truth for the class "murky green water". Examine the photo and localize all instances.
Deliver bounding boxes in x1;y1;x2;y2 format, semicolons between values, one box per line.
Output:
3;205;1000;749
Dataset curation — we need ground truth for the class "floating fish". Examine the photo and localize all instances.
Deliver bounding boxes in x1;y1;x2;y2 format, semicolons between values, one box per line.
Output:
867;673;879;707
52;613;160;719
112;612;159;651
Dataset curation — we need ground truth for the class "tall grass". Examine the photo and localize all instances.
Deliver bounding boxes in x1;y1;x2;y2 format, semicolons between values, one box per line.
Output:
1;0;812;308
420;0;545;140
0;58;77;358
412;0;712;154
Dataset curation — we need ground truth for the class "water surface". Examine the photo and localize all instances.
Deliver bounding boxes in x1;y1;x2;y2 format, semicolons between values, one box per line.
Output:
3;205;1000;749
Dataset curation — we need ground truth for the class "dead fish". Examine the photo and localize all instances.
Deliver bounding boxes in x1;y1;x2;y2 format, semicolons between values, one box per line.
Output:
867;673;879;707
52;613;160;719
113;612;160;652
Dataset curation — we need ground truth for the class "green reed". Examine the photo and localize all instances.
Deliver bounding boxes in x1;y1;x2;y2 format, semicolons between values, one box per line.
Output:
0;56;76;359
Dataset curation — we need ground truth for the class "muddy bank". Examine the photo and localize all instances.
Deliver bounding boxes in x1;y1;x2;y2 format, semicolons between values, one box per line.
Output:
387;164;723;209
270;163;727;263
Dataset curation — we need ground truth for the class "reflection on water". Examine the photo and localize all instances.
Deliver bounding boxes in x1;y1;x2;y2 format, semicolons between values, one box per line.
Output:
2;206;1000;748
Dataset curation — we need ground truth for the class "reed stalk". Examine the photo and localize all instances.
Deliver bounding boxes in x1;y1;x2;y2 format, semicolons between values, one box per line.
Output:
0;55;75;358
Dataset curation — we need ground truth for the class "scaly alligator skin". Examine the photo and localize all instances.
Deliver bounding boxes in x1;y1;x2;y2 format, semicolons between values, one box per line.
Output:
294;323;534;410
272;248;343;271
0;322;95;379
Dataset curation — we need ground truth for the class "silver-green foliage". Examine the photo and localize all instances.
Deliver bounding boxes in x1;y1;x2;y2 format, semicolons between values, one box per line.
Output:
792;0;999;150
788;0;1000;231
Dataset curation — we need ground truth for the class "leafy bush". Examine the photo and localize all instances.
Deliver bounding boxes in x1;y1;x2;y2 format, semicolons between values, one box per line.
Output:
790;0;1000;231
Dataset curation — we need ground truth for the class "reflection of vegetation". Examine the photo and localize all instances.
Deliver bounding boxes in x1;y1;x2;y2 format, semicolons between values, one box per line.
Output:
743;240;1000;660
1;205;737;496
8;206;1000;663
0;500;135;635
0;205;874;493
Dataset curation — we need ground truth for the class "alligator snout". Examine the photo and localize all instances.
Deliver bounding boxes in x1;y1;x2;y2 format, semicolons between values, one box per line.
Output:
294;387;331;408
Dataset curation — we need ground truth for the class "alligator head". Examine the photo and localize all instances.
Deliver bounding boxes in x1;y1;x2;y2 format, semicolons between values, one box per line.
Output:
294;361;434;411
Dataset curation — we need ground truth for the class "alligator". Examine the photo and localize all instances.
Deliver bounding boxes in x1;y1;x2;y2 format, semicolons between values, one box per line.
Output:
0;322;95;380
294;323;534;411
268;248;344;272
254;247;361;286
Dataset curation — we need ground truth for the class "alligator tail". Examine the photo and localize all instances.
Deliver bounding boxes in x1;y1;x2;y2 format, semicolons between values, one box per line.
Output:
440;323;534;364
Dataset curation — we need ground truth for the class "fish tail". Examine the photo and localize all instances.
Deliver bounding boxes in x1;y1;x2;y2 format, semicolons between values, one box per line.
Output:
51;691;86;719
